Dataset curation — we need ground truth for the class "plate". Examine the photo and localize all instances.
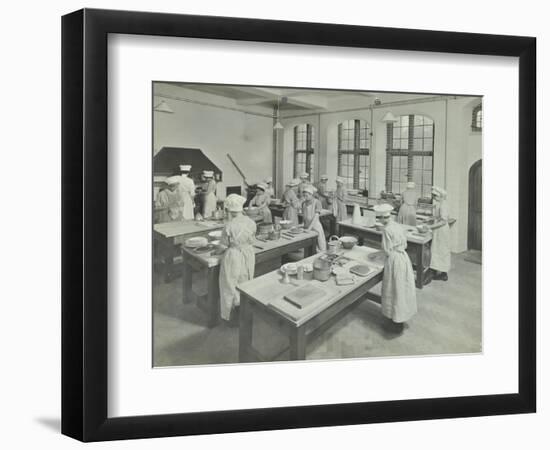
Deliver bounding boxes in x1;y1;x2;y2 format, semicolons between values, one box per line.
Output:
208;230;222;239
185;236;208;248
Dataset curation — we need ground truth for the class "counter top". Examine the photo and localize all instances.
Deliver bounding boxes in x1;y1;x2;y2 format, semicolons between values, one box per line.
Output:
237;245;384;326
338;219;433;245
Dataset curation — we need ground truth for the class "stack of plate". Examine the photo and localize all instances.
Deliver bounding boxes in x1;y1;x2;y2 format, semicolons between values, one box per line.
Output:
185;236;208;248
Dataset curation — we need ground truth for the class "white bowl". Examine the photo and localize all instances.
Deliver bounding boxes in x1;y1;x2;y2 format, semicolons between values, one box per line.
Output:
281;263;298;275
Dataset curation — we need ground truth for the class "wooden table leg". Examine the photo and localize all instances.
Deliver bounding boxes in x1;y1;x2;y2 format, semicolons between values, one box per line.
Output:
304;240;316;258
289;326;307;360
238;296;254;363
415;244;425;289
182;261;193;303
207;267;220;328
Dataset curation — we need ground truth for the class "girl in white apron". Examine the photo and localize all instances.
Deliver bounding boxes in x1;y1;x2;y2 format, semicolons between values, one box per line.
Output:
315;175;330;209
249;182;272;223
202;170;217;218
429;186;451;281
397;181;419;226
264;177;275;200
177;165;196;220
301;185;327;252
219;194;257;322
155;177;183;223
374;203;417;333
333;177;348;222
282;179;300;226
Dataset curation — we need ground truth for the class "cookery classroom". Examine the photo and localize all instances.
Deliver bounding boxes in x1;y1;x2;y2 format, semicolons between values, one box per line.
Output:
152;82;482;366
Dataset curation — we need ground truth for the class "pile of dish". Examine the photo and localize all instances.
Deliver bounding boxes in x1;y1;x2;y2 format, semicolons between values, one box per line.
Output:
185;236;208;248
208;230;222;240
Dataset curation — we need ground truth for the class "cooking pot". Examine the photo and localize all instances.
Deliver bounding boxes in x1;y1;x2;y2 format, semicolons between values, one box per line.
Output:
258;222;274;235
327;235;342;255
313;257;332;282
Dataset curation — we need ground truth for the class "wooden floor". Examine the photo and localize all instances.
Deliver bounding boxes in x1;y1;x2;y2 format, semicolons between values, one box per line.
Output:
153;252;482;366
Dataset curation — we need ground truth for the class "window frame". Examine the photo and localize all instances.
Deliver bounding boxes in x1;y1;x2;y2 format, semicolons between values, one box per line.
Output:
337;119;370;190
471;103;482;132
385;114;434;199
293;123;315;178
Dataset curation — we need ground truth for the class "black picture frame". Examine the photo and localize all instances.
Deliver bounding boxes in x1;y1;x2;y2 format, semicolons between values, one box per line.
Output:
61;8;536;442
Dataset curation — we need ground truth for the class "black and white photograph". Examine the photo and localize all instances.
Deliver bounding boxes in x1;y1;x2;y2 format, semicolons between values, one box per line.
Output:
152;82;483;366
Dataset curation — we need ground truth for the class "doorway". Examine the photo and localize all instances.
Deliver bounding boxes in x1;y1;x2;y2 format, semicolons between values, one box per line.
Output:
468;159;482;251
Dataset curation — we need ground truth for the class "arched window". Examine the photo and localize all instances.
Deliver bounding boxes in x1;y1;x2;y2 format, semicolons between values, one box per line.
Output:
337;119;370;190
385;114;434;199
294;124;315;177
471;104;482;131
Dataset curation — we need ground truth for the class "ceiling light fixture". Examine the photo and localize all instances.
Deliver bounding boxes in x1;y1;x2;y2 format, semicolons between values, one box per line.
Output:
154;100;174;113
273;97;283;130
381;111;398;123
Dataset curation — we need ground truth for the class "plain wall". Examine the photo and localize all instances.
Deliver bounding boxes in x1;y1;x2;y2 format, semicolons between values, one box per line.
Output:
153;83;274;199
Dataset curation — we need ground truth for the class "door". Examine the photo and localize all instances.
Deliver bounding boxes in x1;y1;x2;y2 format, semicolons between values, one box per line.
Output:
468;159;482;251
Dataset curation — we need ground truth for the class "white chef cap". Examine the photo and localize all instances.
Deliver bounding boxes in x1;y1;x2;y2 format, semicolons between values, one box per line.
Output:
320;174;329;180
257;182;267;191
336;177;345;184
165;176;180;185
302;185;315;195
287;179;300;187
224;194;246;212
179;165;192;171
203;170;214;178
299;172;309;179
373;203;394;217
265;177;273;183
407;181;416;189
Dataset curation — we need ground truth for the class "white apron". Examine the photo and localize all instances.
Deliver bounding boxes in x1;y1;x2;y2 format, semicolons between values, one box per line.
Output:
381;221;417;323
177;175;196;220
282;188;300;226
250;192;273;223
397;189;418;226
430;200;451;272
203;180;217;218
219;215;257;321
155;188;182;223
302;199;326;252
333;185;348;222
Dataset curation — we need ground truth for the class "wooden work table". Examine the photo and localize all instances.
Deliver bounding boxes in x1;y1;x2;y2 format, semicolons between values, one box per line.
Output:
154;217;263;281
153;220;226;281
338;219;432;289
237;245;384;362
181;229;318;327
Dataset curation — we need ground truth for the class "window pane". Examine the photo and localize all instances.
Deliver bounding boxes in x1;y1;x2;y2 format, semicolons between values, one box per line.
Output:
423;171;432;185
414;115;424;126
423;117;433;126
413;157;422;170
423;156;432;170
413;126;423;138
423;138;433;151
400;126;408;139
393;126;400;139
424;125;433;138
